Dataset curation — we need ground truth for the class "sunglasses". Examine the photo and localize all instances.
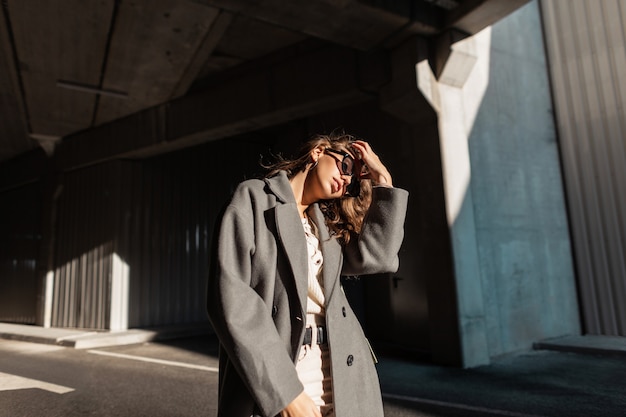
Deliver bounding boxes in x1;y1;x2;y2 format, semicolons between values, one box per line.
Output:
324;148;361;197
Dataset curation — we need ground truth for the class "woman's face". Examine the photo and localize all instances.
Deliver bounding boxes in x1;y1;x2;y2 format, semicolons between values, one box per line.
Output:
307;146;357;200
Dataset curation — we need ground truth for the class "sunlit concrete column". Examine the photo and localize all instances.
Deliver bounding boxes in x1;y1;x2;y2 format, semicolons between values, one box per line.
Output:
418;29;492;367
110;253;130;331
35;160;60;328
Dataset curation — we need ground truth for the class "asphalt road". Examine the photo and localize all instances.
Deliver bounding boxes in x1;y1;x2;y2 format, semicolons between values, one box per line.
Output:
0;336;219;417
5;334;623;417
0;335;454;417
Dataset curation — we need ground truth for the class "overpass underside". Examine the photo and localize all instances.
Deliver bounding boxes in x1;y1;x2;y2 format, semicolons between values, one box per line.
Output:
3;0;621;368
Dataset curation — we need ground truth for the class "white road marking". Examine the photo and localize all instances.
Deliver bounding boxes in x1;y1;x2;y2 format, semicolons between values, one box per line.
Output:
382;393;546;417
87;350;219;372
0;372;74;394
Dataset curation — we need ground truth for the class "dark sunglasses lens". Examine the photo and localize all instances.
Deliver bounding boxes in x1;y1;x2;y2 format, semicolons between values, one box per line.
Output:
341;156;354;176
346;178;360;197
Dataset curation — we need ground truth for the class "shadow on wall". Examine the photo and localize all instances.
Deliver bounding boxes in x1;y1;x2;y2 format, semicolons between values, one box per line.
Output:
0;179;42;324
48;134;270;330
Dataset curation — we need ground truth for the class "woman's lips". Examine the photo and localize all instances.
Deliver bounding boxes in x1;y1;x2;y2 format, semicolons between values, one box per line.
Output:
332;178;342;193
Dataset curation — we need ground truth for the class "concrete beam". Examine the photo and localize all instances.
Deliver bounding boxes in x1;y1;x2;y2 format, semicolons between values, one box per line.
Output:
189;0;428;50
95;1;228;125
379;36;436;125
188;0;531;51
54;44;386;170
171;10;234;98
446;0;532;34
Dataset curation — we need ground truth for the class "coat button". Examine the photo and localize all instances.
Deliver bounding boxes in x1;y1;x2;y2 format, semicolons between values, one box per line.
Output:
347;355;354;366
342;307;346;317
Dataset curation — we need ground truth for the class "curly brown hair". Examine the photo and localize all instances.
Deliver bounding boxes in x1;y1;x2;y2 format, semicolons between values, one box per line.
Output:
264;132;372;244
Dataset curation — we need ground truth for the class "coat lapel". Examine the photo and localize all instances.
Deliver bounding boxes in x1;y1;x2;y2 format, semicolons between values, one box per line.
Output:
275;203;308;315
265;172;308;314
265;172;344;312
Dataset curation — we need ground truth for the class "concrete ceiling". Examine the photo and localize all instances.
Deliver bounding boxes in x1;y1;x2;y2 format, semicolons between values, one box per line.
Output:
0;0;530;164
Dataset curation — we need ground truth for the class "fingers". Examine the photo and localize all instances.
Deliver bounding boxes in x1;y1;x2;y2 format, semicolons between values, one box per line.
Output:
350;140;370;160
351;141;380;166
350;140;393;187
281;391;322;417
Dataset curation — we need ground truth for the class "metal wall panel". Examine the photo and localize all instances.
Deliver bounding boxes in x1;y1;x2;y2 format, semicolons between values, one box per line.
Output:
51;135;266;329
0;183;40;324
52;164;114;329
120;138;266;328
540;0;626;335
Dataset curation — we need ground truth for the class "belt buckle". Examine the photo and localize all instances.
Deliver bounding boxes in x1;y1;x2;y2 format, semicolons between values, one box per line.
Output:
317;326;326;345
302;325;327;346
303;327;313;346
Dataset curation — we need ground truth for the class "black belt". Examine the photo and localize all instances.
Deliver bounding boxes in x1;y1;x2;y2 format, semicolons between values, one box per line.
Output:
302;326;327;345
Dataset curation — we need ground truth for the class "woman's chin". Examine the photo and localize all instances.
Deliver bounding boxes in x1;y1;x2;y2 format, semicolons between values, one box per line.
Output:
321;190;341;200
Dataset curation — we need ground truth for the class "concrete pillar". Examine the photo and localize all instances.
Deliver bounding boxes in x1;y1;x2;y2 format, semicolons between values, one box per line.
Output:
418;29;492;367
379;36;464;366
414;1;579;366
110;253;130;331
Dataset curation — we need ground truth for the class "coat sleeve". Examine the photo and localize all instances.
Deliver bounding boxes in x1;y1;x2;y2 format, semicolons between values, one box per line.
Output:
207;196;303;417
341;186;409;276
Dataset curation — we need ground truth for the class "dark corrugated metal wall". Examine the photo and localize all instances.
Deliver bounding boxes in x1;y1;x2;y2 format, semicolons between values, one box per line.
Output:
52;137;266;329
123;139;266;328
541;0;626;335
0;183;40;324
52;163;114;328
121;154;210;327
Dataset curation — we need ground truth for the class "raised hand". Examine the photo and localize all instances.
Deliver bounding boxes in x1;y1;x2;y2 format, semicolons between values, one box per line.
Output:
351;140;393;187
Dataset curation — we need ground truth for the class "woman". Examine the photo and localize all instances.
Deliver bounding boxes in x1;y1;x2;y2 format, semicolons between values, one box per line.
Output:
207;132;408;417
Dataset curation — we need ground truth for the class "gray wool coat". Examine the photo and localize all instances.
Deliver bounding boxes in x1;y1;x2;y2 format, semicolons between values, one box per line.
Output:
207;171;408;417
